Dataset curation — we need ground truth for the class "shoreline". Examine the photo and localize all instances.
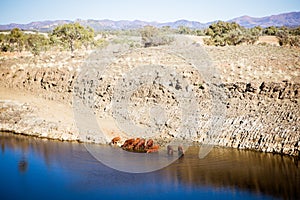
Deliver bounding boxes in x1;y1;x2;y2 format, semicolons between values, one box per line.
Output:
1;130;299;160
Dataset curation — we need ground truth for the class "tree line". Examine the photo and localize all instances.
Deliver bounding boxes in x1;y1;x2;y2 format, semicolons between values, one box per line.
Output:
202;22;300;46
141;23;300;47
0;22;102;56
1;21;299;56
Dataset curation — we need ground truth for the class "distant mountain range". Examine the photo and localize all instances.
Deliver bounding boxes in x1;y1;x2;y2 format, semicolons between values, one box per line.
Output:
1;11;299;32
228;12;300;28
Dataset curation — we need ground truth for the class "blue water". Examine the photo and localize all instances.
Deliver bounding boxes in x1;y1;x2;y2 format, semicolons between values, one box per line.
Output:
1;132;299;200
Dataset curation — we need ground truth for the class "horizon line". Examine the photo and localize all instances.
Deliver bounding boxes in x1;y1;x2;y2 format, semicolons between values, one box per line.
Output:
1;11;299;25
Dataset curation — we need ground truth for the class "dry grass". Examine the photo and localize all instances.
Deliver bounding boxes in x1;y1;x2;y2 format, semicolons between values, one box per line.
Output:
256;36;279;46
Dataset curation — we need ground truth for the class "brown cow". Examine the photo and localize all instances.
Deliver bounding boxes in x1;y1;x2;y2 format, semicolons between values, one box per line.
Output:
111;136;121;145
132;138;141;146
146;145;159;153
146;139;153;148
126;144;135;151
134;138;145;151
121;138;135;148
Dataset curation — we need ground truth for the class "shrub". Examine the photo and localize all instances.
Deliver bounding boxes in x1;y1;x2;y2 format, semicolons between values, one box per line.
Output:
25;33;49;56
1;44;10;52
177;26;192;35
140;26;174;47
263;26;279;36
9;28;25;52
290;27;300;35
277;30;300;47
204;21;259;46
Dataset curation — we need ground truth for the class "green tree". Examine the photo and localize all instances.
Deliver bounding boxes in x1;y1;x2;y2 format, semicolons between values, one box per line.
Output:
51;23;94;53
9;28;24;51
204;21;259;46
195;29;205;36
241;26;261;44
290;26;300;35
178;26;191;34
25;33;49;56
276;29;300;47
204;21;243;46
205;27;214;36
81;26;95;49
0;33;5;43
251;26;263;36
263;26;278;35
226;29;244;45
0;33;10;52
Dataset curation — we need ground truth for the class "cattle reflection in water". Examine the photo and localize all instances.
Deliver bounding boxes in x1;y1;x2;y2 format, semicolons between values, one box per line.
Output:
0;132;299;200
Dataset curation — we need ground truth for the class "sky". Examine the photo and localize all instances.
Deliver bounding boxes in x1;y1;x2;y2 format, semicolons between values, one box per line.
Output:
0;0;299;24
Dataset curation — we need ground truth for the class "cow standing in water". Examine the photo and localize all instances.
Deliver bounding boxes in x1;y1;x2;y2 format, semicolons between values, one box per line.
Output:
167;145;184;157
167;145;173;155
178;146;184;157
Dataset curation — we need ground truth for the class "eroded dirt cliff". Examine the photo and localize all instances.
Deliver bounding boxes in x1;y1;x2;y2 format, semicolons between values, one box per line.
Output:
0;44;299;156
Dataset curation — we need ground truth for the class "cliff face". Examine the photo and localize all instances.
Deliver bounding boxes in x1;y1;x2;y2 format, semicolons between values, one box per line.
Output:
0;45;299;157
219;82;299;156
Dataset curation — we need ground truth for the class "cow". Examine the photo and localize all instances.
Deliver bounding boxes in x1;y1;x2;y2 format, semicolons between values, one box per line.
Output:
167;145;174;155
146;145;159;153
111;136;121;145
134;138;145;151
121;138;135;148
178;145;184;157
146;139;153;148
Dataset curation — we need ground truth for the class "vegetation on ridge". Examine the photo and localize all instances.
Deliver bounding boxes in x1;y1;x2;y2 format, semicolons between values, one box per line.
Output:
0;21;299;56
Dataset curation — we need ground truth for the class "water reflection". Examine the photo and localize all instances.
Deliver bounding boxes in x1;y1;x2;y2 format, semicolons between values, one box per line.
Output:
18;159;28;173
0;132;299;200
163;147;299;199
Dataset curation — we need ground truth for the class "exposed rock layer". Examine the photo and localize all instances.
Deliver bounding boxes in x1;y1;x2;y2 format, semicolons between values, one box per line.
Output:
0;45;299;157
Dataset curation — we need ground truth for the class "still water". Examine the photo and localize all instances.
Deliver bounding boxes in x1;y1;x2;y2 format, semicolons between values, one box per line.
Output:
0;132;299;200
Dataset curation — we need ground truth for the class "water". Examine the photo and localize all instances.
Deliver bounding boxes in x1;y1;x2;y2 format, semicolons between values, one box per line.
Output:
0;132;299;200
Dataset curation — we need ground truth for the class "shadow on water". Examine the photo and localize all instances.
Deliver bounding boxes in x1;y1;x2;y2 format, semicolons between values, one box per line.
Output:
0;132;299;200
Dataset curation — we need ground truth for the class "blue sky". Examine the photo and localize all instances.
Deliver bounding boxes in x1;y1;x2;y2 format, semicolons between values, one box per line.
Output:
0;0;299;24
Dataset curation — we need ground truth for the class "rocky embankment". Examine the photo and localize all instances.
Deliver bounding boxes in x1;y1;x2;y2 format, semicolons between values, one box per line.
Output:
0;44;299;157
218;81;299;156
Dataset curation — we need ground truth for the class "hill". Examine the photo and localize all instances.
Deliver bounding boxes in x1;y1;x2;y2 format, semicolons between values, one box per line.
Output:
229;12;300;28
0;11;299;32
